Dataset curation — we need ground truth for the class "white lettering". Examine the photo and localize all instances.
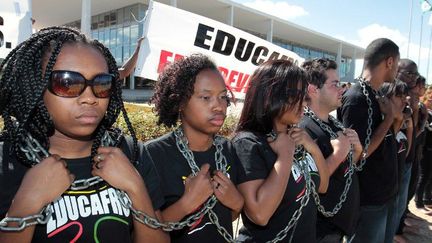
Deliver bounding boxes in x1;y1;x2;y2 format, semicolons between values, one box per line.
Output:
90;194;104;215
77;195;91;217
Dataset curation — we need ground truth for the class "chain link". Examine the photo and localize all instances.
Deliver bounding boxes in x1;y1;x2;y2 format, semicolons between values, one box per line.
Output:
355;80;374;171
1;129;129;231
0;206;52;231
304;106;356;217
173;128;237;240
118;128;235;235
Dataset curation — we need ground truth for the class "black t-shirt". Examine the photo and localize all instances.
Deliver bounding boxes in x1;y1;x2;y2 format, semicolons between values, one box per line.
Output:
0;137;164;243
424;112;432;151
232;131;320;243
299;116;360;236
145;132;244;243
395;131;409;184
338;82;398;206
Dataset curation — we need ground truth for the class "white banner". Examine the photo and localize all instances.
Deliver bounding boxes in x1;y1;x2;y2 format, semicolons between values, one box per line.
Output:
135;1;303;98
0;0;32;59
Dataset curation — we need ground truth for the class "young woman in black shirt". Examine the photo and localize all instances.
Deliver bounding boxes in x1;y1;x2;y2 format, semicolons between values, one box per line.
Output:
146;54;244;242
232;59;328;242
0;27;168;243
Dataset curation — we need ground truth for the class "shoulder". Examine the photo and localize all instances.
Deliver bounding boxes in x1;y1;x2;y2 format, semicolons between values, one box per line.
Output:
145;132;175;153
298;116;314;129
232;131;263;145
342;83;365;104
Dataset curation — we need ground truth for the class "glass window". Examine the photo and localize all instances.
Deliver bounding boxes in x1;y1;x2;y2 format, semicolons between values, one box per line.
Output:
110;28;117;46
116;28;123;47
98;29;104;43
123;26;131;44
131;25;138;42
123;45;130;61
91;31;98;39
293;46;309;59
115;46;123;65
104;29;110;45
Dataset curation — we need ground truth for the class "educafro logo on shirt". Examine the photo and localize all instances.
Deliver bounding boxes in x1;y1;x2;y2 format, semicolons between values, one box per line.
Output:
46;186;130;235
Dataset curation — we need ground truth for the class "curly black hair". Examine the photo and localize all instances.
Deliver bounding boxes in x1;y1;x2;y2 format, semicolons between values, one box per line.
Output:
151;53;220;127
0;26;138;167
301;58;337;88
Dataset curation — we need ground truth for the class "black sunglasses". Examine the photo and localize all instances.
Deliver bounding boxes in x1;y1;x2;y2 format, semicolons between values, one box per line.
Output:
48;70;114;98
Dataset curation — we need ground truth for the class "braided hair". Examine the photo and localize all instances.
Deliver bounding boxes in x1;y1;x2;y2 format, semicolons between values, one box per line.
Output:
0;26;138;167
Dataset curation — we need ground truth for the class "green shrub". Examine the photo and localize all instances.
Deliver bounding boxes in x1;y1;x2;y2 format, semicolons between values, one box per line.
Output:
117;103;238;141
0;103;239;141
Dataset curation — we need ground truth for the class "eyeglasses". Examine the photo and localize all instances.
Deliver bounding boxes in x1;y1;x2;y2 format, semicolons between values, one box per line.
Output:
399;70;419;78
48;70;114;98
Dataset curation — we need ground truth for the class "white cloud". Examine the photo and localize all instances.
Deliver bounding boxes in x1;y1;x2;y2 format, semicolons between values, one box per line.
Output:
346;23;432;83
241;0;308;20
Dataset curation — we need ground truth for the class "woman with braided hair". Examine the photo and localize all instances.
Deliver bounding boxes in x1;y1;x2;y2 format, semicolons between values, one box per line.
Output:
0;26;168;242
146;53;245;242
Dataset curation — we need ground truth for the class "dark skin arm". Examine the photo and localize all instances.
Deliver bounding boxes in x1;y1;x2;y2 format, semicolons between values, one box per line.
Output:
0;156;74;243
92;147;169;243
212;171;244;221
238;132;295;226
118;37;144;80
160;164;213;222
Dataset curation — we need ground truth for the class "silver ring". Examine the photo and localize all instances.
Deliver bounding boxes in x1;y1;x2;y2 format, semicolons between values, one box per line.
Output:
96;154;104;162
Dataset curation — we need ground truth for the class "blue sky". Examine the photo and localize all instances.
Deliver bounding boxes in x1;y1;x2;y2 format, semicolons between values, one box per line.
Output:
232;0;432;83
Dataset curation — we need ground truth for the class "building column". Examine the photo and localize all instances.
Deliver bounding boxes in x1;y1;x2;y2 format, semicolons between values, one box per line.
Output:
336;42;342;76
130;75;135;90
80;0;91;37
227;5;234;26
266;19;273;42
170;0;177;7
349;48;357;82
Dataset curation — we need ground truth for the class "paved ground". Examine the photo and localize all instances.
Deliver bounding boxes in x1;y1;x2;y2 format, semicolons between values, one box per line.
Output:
401;200;432;243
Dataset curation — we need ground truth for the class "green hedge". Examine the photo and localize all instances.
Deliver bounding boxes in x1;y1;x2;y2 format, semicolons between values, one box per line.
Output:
116;103;238;141
0;103;239;141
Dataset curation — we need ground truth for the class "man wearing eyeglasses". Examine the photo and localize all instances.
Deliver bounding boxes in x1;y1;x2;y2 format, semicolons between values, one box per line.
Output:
300;58;362;243
393;58;419;243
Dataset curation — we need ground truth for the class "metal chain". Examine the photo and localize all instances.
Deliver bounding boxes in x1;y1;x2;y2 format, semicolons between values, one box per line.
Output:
355;80;374;171
116;189;217;231
0;129;125;231
69;130;121;190
0;204;52;231
173;128;237;241
303;107;356;217
18;132;49;163
266;146;312;243
119;128;234;234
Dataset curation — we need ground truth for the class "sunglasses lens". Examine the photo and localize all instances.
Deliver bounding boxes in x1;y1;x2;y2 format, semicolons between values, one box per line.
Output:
50;71;85;97
92;74;113;98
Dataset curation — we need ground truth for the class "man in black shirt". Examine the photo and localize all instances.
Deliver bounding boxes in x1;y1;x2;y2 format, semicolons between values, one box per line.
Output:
300;58;362;242
394;59;420;241
338;38;400;243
